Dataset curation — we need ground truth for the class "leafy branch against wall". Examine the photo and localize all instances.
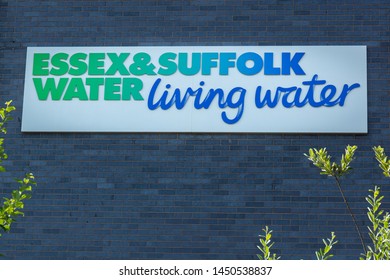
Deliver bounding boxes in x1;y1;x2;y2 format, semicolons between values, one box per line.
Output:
0;101;36;243
305;145;367;254
257;145;390;260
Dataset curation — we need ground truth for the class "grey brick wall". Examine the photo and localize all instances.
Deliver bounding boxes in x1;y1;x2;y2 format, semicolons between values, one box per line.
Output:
0;0;389;259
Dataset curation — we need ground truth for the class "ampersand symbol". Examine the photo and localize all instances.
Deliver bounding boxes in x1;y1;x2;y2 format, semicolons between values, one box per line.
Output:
129;52;156;75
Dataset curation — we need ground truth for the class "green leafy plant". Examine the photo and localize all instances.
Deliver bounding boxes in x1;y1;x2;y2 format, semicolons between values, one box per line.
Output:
315;232;338;260
257;228;338;260
257;145;390;260
305;145;390;260
361;146;390;260
364;186;390;260
0;101;36;241
305;145;367;254
0;100;16;171
257;226;280;260
374;146;390;177
0;173;35;237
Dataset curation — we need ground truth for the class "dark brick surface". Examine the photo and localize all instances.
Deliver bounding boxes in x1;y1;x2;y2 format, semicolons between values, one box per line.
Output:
0;0;389;259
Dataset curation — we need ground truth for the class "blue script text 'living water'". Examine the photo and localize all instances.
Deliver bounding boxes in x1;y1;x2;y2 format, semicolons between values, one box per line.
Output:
148;75;360;124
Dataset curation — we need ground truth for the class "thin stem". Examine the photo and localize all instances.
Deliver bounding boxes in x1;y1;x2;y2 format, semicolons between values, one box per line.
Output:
334;176;367;254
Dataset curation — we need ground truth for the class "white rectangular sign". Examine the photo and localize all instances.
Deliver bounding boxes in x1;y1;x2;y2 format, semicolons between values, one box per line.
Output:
22;46;367;133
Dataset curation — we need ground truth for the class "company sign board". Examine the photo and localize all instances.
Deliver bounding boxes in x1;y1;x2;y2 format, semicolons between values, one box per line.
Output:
22;46;367;133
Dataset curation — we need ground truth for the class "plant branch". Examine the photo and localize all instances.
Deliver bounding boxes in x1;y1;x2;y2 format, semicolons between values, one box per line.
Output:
334;176;367;254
